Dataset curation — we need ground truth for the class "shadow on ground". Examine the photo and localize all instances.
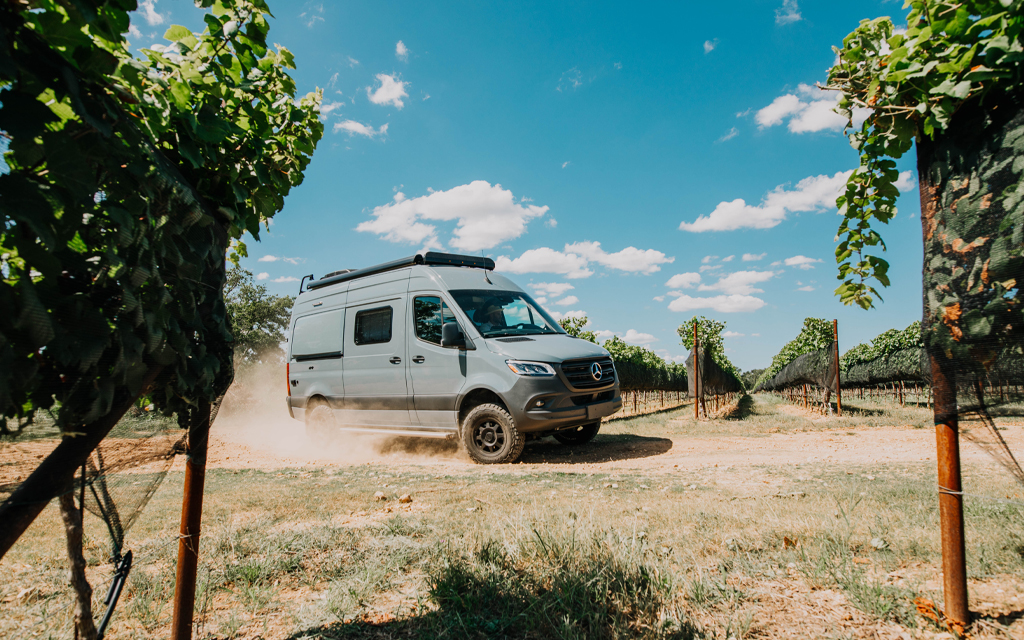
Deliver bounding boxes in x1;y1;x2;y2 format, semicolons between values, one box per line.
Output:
720;394;755;420
518;433;672;464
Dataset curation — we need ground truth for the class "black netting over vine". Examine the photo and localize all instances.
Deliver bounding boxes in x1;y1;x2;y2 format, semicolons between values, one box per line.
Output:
1;411;185;559
615;361;687;391
918;86;1024;486
686;347;743;398
754;343;838;394
841;347;931;387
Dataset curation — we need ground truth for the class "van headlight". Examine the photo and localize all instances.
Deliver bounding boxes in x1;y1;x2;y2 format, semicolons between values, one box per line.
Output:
506;360;556;377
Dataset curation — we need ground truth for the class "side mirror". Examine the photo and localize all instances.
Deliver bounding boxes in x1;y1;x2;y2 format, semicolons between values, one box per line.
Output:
441;322;466;348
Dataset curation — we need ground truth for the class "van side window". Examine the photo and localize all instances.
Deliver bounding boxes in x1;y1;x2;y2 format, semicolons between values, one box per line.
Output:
414;296;456;345
354;306;393;345
292;309;344;359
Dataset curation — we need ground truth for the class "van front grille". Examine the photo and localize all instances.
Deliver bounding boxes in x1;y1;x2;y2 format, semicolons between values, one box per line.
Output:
560;357;615;390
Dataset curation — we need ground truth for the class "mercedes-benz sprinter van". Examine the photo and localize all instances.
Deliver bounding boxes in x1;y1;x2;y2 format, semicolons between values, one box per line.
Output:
285;252;622;463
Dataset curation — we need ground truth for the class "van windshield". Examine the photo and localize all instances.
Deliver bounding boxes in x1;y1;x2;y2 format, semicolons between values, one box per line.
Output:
449;290;565;338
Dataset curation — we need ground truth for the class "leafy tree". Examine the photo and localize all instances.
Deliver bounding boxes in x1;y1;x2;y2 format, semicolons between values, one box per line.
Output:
676;316;741;379
827;1;1024;309
225;266;294;365
602;335;665;368
840;321;923;371
740;368;765;389
0;0;322;561
756;318;835;387
558;315;597;343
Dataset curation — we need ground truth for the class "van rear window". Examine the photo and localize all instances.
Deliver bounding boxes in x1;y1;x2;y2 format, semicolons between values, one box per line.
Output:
354;306;393;345
292;309;343;359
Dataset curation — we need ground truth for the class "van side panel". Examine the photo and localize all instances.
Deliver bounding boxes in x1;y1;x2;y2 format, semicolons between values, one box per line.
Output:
288;291;347;420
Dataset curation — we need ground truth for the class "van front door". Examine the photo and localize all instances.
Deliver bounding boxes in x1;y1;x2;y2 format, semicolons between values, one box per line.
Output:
409;295;465;432
340;299;413;429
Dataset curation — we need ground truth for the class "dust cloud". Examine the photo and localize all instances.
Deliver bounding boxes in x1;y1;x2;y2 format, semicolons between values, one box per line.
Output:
210;361;467;468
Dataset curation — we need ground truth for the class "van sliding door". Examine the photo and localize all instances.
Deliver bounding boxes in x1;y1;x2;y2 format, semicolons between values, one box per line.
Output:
340;299;413;428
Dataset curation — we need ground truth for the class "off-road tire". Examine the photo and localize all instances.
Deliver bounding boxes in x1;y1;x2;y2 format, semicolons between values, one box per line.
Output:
461;403;525;464
553;421;600;445
305;398;337;445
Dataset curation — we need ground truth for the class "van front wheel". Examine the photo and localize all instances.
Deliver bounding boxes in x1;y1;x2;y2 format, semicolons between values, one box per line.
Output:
553;421;600;445
461;403;524;464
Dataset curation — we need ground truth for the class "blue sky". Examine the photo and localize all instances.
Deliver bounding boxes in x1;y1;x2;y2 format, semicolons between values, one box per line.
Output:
131;0;922;371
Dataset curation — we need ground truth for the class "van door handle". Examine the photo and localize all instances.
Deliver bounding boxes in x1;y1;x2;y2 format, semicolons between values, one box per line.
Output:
412;355;425;364
389;356;402;364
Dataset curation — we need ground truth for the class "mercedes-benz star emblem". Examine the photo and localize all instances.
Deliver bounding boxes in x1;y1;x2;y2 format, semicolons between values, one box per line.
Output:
590;362;603;381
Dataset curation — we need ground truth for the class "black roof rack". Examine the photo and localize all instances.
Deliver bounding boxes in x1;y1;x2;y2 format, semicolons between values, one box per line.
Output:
306;252;495;291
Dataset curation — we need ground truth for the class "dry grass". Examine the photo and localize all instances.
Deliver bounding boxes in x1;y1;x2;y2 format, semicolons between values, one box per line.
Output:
3;395;1024;639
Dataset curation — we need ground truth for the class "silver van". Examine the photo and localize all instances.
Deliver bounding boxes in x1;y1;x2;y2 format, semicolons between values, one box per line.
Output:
285;252;622;463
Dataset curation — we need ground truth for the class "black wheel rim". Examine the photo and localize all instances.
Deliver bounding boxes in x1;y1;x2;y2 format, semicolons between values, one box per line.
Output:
472;419;507;455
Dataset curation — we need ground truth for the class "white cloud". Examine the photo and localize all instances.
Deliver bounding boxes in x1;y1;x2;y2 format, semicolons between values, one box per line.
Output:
742;253;767;262
797;285;815;291
703;39;718;54
545;218;558;228
318;100;344;120
722;255;735;262
348;56;360;67
366;73;409;109
595;329;658;345
668;294;766;313
256;272;269;281
723;331;745;338
359;181;549;251
755;83;868;134
698;270;776;295
495;248;593;279
326;72;339;90
562;161;571;169
333;120;389;138
557;67;583;92
300;3;325;28
699;264;720;273
529;282;574;297
137;0;165;26
701;255;716;264
717;127;739;142
128;24;143;39
614;62;623;70
565;241;673;274
395;40;409;61
620;329;657;345
775;0;802;25
272;276;300;283
653;296;665;302
784;255;822;270
680;170;852;232
555;295;579;306
665;273;701;289
894;170;916;192
258;255;302;264
770;260;782;266
549;309;587;321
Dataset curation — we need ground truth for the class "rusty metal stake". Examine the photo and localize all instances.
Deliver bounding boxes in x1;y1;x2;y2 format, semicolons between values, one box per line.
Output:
931;356;970;624
171;401;212;640
833;319;842;417
693;320;700;420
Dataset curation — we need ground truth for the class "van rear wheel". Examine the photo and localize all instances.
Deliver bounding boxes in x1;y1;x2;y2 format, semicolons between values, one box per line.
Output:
461;403;524;464
305;399;337;445
553;421;600;445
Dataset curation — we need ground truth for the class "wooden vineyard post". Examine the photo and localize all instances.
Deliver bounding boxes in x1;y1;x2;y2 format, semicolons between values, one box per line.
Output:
693;320;700;420
833;319;842;417
171;401;212;640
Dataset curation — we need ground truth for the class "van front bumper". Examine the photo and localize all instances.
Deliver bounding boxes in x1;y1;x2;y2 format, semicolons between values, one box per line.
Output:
503;376;622;433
